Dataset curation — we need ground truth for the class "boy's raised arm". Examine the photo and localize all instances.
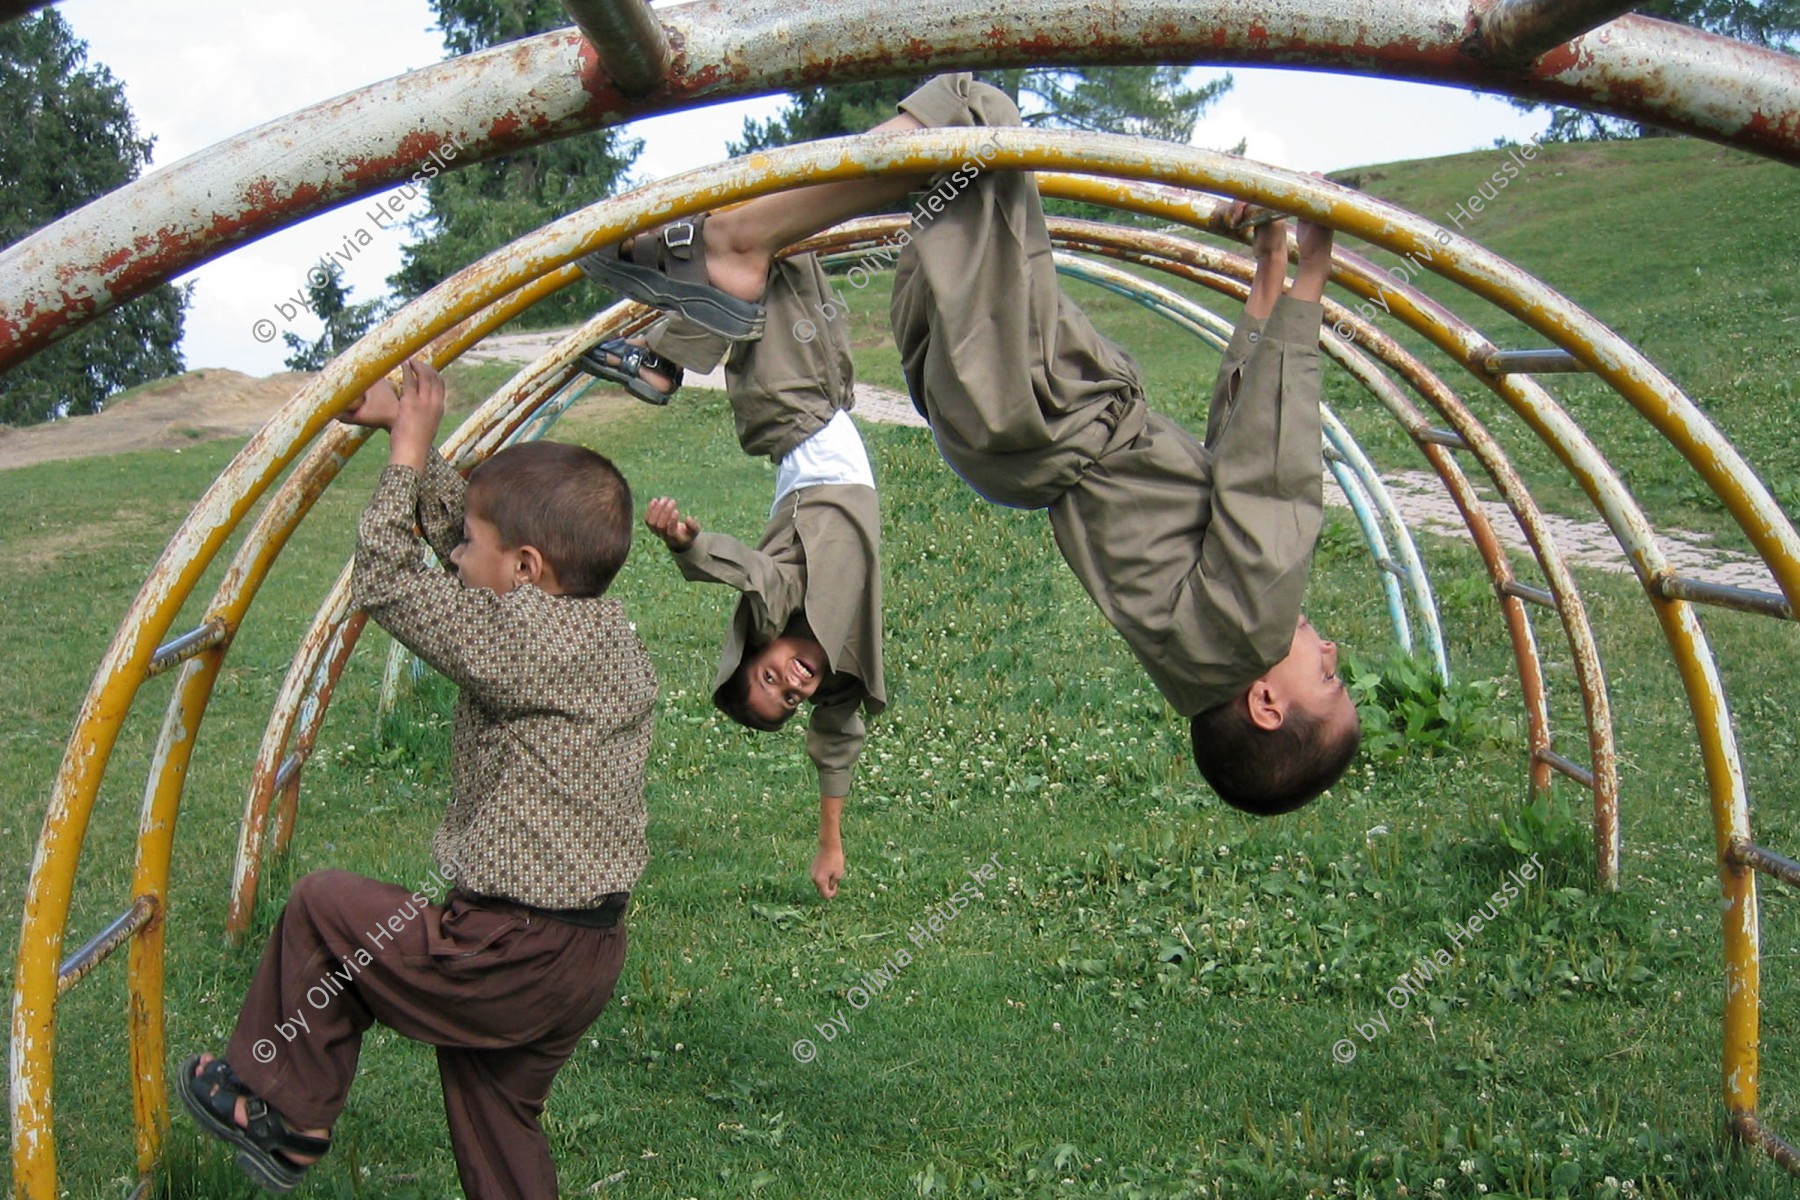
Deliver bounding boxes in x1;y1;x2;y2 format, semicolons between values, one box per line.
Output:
1186;218;1332;682
646;497;806;641
346;362;539;708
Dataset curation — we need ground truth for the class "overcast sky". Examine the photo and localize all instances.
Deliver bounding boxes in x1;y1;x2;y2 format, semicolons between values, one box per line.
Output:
56;0;1550;377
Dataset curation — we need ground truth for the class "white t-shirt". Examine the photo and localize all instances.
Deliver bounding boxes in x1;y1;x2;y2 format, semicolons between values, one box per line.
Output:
772;409;876;513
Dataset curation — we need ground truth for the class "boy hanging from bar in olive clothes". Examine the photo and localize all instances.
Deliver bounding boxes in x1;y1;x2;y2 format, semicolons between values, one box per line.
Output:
583;72;1358;816
579;250;884;900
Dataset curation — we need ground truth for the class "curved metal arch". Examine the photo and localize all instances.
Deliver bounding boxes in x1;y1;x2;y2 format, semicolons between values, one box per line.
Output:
13;128;1796;1195
3;2;1800;369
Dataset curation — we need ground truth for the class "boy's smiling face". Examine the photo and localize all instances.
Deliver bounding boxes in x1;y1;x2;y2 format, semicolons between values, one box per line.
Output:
742;634;828;722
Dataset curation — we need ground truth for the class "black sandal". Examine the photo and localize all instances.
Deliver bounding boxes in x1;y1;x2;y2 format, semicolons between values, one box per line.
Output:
180;1054;330;1194
575;338;683;406
578;215;766;342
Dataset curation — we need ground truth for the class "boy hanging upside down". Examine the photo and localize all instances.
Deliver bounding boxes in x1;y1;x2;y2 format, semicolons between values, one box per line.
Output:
580;252;883;899
584;73;1358;816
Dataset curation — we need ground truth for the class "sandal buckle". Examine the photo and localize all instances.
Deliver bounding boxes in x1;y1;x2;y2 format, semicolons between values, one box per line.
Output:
663;221;696;253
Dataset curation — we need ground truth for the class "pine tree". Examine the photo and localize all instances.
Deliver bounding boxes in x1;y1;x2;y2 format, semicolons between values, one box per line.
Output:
281;269;387;372
735;68;1231;152
0;10;187;425
390;0;641;328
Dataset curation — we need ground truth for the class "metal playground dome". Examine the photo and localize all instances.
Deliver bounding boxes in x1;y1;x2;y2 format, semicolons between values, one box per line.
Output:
5;1;1800;1193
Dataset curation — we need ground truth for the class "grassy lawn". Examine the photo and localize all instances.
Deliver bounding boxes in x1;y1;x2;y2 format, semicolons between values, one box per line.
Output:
3;134;1800;1199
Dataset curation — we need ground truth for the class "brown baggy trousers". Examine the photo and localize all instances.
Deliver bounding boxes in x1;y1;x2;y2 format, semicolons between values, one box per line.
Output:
225;870;626;1199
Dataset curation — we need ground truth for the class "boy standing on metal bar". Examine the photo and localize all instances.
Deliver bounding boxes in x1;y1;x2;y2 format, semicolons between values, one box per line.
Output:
585;72;1358;815
181;359;656;1197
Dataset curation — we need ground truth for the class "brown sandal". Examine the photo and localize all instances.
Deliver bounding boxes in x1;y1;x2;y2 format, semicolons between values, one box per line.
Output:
578;215;765;341
575;338;682;405
180;1054;329;1193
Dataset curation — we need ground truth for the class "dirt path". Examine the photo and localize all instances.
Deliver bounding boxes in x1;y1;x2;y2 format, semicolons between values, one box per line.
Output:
1;331;1775;594
0;369;315;470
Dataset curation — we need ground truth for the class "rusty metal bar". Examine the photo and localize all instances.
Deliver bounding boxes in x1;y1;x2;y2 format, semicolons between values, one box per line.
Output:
1417;427;1471;450
54;897;156;998
1482;348;1586;375
1534;747;1597;790
1655;575;1794;620
272;751;303;794
1468;0;1640;67
1727;839;1800;889
268;615;366;862
145;618;229;677
1502;580;1557;607
561;0;671;96
1730;1113;1800;1175
5;6;1800;372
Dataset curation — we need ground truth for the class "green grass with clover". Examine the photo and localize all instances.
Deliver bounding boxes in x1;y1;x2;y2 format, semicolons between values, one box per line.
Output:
2;133;1799;1198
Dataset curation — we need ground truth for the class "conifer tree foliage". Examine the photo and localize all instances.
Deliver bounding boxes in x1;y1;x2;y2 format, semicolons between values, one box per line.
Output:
282;269;386;372
1515;1;1800;142
0;10;186;425
990;66;1231;145
390;0;641;328
733;68;1231;153
731;79;931;155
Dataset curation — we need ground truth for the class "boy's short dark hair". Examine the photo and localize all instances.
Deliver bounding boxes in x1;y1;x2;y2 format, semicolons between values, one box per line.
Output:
713;652;798;733
466;441;632;598
1190;694;1361;817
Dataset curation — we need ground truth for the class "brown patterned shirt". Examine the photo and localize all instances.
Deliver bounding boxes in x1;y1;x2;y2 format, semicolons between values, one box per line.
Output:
352;456;657;906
